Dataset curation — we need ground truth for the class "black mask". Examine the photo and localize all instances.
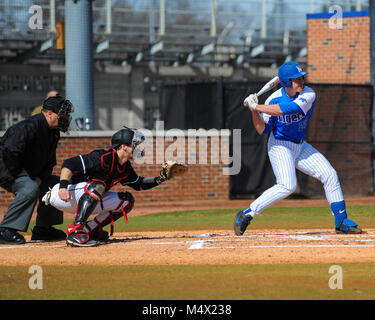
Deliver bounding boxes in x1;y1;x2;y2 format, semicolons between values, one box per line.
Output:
43;95;74;132
57;100;74;132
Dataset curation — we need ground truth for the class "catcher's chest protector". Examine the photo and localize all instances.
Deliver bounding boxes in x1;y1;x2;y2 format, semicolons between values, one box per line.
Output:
90;149;130;189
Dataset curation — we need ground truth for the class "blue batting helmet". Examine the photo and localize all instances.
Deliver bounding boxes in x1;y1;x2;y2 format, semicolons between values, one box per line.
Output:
278;61;308;88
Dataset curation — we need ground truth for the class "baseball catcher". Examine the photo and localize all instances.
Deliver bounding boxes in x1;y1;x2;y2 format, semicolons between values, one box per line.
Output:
42;127;188;247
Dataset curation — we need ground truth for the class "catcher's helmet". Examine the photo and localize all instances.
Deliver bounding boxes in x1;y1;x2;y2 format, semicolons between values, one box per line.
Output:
111;128;134;149
110;127;145;150
278;61;307;88
42;94;73;132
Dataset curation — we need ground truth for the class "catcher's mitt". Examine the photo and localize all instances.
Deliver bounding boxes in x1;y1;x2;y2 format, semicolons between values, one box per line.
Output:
159;160;188;181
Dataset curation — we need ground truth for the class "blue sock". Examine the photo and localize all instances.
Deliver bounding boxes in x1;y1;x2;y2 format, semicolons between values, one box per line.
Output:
243;208;252;215
330;200;347;228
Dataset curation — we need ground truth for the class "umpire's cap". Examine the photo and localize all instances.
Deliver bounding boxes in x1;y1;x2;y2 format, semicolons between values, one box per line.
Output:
111;128;135;149
42;94;66;113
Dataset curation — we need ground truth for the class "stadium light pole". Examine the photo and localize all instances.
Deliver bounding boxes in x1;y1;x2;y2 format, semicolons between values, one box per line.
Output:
64;0;95;130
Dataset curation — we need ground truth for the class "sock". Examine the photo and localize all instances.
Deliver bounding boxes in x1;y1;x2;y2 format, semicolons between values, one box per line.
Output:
330;200;347;228
243;208;253;217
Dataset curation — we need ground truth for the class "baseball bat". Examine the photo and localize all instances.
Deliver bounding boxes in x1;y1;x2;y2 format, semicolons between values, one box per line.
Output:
243;76;280;107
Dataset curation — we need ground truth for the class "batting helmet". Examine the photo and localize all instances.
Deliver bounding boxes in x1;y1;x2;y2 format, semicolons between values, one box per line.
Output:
278;61;307;88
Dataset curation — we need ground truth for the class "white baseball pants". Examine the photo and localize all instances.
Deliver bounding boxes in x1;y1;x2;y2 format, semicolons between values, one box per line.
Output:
250;133;344;216
45;182;130;216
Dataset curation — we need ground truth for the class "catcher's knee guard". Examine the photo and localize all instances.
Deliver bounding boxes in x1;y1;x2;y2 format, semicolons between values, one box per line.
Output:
118;191;135;213
67;181;106;235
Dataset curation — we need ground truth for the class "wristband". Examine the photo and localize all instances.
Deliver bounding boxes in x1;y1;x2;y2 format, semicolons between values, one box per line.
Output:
59;180;69;189
155;176;165;184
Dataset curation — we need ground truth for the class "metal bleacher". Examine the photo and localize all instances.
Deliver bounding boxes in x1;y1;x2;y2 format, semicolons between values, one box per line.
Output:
0;0;368;68
0;0;369;130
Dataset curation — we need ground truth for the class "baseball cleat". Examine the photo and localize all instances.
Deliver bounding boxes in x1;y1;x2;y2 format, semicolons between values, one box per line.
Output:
31;226;66;241
335;218;362;234
66;231;99;247
91;228;109;242
335;226;362;234
234;210;253;236
0;228;26;245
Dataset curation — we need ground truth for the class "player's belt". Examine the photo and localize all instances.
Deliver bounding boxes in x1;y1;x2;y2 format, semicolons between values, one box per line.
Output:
290;139;304;144
275;137;304;144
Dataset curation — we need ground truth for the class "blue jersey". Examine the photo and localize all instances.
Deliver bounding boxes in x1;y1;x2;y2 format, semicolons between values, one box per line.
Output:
261;85;316;142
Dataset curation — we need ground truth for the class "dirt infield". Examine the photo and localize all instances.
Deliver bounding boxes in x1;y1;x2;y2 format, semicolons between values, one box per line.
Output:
1;197;375;267
1;229;375;266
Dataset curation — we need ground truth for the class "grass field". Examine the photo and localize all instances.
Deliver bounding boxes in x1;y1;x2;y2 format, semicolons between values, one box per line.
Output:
1;205;375;301
27;205;375;233
1;263;375;300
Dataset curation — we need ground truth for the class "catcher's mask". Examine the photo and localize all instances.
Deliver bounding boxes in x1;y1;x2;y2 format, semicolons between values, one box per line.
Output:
42;94;74;133
111;127;145;159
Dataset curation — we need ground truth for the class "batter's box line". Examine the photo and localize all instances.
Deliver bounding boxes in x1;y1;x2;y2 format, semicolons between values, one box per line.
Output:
117;231;375;249
199;244;375;250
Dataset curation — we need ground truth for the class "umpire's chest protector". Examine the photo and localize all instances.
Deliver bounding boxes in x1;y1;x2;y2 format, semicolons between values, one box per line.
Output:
1;114;60;179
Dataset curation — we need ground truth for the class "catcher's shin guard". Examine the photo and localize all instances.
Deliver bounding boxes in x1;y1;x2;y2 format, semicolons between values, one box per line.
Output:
84;191;135;238
67;181;106;236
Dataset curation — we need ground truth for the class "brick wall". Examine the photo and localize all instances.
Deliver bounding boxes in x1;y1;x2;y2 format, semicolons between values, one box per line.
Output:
307;11;370;84
0;131;230;211
302;10;373;197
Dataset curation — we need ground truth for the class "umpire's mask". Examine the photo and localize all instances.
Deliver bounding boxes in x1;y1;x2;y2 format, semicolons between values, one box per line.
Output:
43;95;74;132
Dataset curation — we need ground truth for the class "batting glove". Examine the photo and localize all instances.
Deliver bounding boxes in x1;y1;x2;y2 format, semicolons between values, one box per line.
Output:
244;94;258;111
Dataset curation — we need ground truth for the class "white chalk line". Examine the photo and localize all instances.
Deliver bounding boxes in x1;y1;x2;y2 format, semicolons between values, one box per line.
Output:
0;244;65;250
104;230;375;250
1;230;375;250
189;240;206;249
204;244;375;249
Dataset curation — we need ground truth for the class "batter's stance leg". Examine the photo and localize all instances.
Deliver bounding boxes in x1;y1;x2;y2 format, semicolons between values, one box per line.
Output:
296;142;361;234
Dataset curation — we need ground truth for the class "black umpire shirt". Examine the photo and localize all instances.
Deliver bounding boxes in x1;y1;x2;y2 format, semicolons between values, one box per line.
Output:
0;113;60;186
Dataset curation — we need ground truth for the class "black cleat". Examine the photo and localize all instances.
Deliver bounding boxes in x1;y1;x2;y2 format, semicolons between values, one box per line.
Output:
234;210;253;236
0;228;26;245
31;226;66;241
66;231;99;247
91;228;109;242
335;226;362;234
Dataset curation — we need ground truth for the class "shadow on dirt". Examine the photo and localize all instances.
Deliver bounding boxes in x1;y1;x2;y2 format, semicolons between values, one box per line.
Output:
101;233;211;245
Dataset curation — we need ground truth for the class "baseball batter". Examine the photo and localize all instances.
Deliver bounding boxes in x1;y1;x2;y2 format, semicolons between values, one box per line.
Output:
234;61;362;235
